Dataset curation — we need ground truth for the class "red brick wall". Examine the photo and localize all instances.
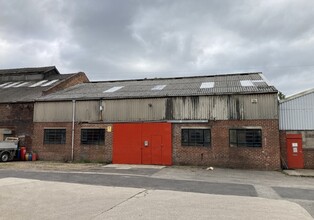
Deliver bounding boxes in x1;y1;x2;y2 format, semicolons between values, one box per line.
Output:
32;122;112;163
280;130;314;169
33;120;280;169
173;120;280;170
0;103;34;148
43;72;89;95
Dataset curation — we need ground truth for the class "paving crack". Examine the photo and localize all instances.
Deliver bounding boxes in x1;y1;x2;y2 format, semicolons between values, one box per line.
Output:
91;189;148;219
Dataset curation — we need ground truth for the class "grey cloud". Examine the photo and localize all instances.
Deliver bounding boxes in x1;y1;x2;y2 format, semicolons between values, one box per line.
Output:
0;0;314;95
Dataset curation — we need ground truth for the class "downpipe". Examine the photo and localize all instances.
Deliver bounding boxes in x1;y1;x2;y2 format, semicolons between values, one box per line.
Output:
71;100;76;161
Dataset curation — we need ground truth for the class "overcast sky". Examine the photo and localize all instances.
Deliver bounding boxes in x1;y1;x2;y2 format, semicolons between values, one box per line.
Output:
1;0;314;96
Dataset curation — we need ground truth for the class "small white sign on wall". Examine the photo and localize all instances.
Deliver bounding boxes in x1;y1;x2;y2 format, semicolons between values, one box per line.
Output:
292;143;298;147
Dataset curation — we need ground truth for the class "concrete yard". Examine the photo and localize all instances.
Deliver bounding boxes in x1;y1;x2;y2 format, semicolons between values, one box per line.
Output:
0;177;312;220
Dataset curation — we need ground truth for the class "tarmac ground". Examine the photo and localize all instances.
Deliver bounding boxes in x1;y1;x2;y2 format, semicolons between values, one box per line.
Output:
0;162;314;220
0;177;312;220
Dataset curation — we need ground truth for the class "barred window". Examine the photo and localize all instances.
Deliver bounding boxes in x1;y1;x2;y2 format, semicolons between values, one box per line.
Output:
44;129;66;144
81;129;105;145
181;129;210;147
230;129;262;148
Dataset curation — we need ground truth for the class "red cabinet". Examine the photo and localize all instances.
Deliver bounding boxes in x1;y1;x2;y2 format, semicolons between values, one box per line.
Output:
286;134;304;169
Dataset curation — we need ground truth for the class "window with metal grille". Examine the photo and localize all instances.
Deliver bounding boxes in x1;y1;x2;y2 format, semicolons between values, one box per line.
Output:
44;129;66;144
229;129;262;147
81;129;105;145
181;129;210;147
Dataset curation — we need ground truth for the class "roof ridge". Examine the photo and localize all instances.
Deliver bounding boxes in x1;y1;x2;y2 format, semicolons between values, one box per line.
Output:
91;72;263;83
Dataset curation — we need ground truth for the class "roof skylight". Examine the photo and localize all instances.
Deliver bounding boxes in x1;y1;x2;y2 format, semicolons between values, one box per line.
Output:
151;85;166;90
29;80;48;87
0;82;12;88
41;79;59;87
240;80;254;87
103;86;124;93
14;82;30;87
200;82;214;89
3;82;22;88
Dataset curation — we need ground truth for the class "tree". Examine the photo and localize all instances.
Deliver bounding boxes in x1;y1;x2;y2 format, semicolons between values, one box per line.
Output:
278;91;285;100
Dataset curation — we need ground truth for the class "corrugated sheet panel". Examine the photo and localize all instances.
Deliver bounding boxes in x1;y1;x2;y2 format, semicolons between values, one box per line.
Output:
34;94;278;122
171;96;228;120
280;92;314;130
242;94;278;119
103;98;166;122
34;102;73;122
76;101;100;122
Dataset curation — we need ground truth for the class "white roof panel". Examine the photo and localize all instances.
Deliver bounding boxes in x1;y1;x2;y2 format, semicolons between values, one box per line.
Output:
29;80;49;87
103;86;124;93
151;85;166;90
240;80;254;87
200;82;214;89
41;79;59;87
14;82;30;87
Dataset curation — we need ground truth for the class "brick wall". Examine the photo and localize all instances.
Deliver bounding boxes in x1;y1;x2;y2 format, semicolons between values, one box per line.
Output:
33;120;280;169
0;103;34;148
279;130;314;169
173;120;280;170
43;72;89;96
279;131;288;168
32;122;112;163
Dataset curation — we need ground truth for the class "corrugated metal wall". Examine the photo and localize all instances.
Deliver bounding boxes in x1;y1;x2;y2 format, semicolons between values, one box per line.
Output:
103;98;166;122
280;92;314;130
34;94;278;122
34;102;73;122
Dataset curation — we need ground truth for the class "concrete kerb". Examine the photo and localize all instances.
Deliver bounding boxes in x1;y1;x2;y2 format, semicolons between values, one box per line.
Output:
282;169;314;178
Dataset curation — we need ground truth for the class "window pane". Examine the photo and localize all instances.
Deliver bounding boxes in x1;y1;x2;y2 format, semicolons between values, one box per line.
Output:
204;130;210;146
181;129;189;145
81;129;105;145
190;130;203;146
229;130;237;144
229;129;262;148
44;129;66;144
181;129;210;147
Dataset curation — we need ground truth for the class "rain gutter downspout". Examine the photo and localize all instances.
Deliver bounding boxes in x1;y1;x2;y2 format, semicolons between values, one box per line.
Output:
71;100;76;161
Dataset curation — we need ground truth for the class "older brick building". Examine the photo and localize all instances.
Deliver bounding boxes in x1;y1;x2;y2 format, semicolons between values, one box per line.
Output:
32;72;280;170
0;66;89;148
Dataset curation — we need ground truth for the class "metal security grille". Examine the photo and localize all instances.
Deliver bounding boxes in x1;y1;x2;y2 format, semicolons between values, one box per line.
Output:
44;129;66;144
230;129;262;147
181;129;211;147
81;129;105;145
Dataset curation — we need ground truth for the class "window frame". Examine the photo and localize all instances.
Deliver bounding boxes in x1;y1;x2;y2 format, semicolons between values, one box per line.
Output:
181;128;211;147
229;129;262;148
81;128;105;145
43;128;66;144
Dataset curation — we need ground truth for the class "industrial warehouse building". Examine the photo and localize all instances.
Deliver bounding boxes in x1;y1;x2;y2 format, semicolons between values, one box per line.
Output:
0;66;89;147
280;88;314;169
32;72;281;170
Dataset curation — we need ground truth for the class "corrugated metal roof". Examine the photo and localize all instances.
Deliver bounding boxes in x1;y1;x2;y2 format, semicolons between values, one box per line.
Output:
0;66;75;103
0;66;56;75
37;72;277;101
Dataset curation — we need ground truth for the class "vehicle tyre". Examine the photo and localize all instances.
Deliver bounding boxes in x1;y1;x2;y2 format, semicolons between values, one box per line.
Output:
1;152;10;162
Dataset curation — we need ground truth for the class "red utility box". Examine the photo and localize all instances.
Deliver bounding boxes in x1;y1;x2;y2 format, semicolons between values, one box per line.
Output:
286;134;304;169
